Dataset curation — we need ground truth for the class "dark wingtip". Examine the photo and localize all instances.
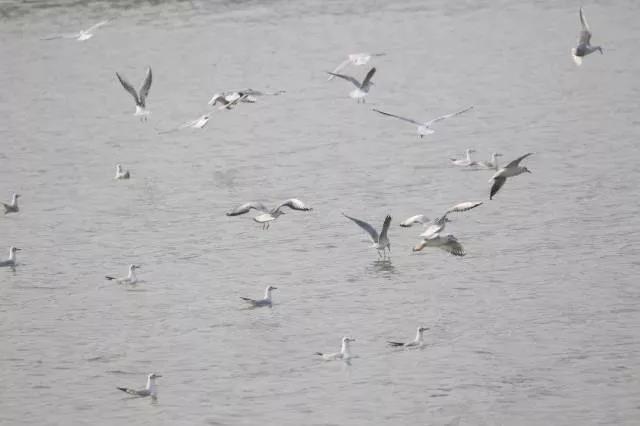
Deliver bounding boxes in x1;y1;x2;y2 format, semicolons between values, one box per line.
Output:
116;387;128;392
105;276;115;280
314;352;323;356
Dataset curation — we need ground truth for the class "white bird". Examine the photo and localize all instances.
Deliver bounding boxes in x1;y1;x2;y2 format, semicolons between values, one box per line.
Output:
571;7;603;66
105;264;140;284
240;285;277;307
315;337;356;361
343;213;391;259
401;201;481;239
327;52;386;80
116;67;153;121
114;164;130;180
373;106;473;137
117;373;162;398
477;152;503;170
413;234;466;256
489;153;533;200
42;20;109;41
0;246;21;268
2;193;20;214
399;214;429;228
226;199;312;230
159;113;211;134
207;92;252;110
326;67;376;103
450;148;478;167
388;327;429;348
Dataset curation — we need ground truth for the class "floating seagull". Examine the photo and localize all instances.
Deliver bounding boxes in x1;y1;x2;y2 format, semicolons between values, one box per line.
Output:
388;327;429;348
116;67;153;121
226;199;312;230
315;337;355;361
114;164;130;180
571;7;603;66
413;234;466;256
343;213;391;259
450;148;477;167
117;373;161;398
42;20;109;41
0;246;20;268
240;285;277;308
326;67;376;103
327;52;386;80
477;152;503;170
2;193;20;214
105;264;140;284
373;106;473;137
489;153;533;200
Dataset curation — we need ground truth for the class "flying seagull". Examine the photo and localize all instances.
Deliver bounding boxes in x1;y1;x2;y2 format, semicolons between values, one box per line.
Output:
226;199;312;230
158;113;211;134
117;373;162;398
105;264;141;284
388;327;429;348
413;233;466;256
489;153;533;200
114;164;130;180
571;7;603;66
326;67;376;103
116;67;153;121
343;213;391;259
450;148;477;167
400;202;483;240
240;285;277;307
477;152;503;170
327;52;386;80
42;20;109;41
0;246;21;268
373;106;473;137
2;193;20;214
315;337;356;361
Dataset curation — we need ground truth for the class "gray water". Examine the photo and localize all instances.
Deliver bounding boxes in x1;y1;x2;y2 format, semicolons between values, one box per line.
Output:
1;0;639;424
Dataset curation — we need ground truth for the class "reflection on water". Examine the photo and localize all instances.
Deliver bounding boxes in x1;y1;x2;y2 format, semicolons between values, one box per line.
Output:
368;259;396;275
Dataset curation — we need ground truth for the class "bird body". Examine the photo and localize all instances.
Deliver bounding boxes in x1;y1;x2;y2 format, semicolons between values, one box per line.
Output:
240;285;277;307
2;193;20;214
326;67;376;103
116;67;153;121
343;213;391;259
450;148;477;167
227;199;312;229
413;234;465;256
0;246;21;268
388;327;429;348
478;153;503;170
373;106;473;137
105;264;140;284
42;20;109;41
316;337;355;361
489;153;533;199
114;164;130;180
117;373;161;398
571;8;603;66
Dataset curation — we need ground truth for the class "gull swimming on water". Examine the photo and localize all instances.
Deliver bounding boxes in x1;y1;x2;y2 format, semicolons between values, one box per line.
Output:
240;285;277;307
226;199;313;230
105;264;140;284
0;246;20;268
117;373;161;398
477;152;503;170
343;213;391;259
114;164;130;180
388;327;429;348
116;67;152;121
2;193;20;214
450;149;477;167
373;106;473;137
315;337;355;361
571;7;603;66
327;52;386;80
42;20;109;41
489;153;533;200
326;67;376;103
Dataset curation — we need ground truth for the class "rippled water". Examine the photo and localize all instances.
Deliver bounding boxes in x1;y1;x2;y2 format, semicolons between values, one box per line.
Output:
1;0;639;424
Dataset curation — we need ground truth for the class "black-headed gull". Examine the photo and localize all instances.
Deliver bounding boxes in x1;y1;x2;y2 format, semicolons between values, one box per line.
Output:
114;164;130;180
413;234;466;256
571;8;603;66
343;213;391;259
240;285;277;308
0;246;20;268
489;153;533;200
315;337;356;361
116;67;152;121
42;20;110;41
477;153;503;170
105;264;141;284
373;106;473;137
388;327;429;348
326;67;376;103
226;199;312;230
450;148;477;167
117;373;161;398
2;193;20;214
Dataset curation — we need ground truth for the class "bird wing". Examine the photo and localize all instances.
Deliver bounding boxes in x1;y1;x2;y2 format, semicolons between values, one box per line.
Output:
372;109;422;126
425;106;473;126
387;341;405;347
85;20;109;33
578;7;592;45
138;67;153;107
489;176;507;200
226;202;269;216
274;198;312;212
361;67;376;88
327;58;352;80
441;235;465;256
343;213;379;243
218;93;248;110
505;152;533;168
399;214;427;227
420;221;445;239
115;72;140;105
445;201;483;215
240;297;257;305
378;215;392;242
117;387;148;396
325;71;361;88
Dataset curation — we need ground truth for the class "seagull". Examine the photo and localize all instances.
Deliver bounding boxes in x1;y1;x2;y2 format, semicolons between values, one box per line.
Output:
105;264;140;284
388;327;430;348
489;153;533;200
400;201;482;238
477;153;503;170
114;164;130;180
413;233;466;256
326;67;376;103
208;92;251;110
571;7;603;66
42;20;109;41
450;148;477;167
0;246;21;268
116;67;152;121
240;285;277;307
372;106;473;137
117;373;162;398
159;113;211;134
343;213;391;259
327;52;386;80
315;337;356;361
2;193;20;214
226;199;312;230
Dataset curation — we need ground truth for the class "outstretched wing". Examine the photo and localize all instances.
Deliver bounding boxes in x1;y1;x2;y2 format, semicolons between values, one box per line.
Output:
445;201;483;215
361;67;376;87
218;93;248;110
441;235;465;256
343;213;379;243
326;71;361;88
138;67;153;107
275;198;312;212
115;72;140;105
578;7;592;45
399;214;428;227
327;58;352;80
490;176;507;200
85;20;109;33
425;106;473;126
378;215;392;241
505;153;533;169
372;109;422;126
226;202;269;216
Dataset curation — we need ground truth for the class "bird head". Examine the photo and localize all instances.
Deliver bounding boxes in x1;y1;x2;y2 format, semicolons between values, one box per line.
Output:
10;247;21;253
523;167;532;174
342;337;356;343
148;373;162;380
418;327;430;333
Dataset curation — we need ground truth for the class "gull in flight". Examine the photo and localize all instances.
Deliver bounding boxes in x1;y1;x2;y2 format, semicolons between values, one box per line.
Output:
114;164;130;180
489;153;533;200
158;113;211;134
226;199;313;230
326;67;376;103
388;327;429;348
240;285;277;308
117;373;162;398
42;20;109;41
413;234;466;256
343;213;391;259
571;8;603;66
116;67;153;121
208;92;250;110
315;337;356;361
327;52;386;80
2;193;20;214
0;246;21;268
400;201;483;235
373;106;473;137
450;149;477;167
477;152;503;170
105;264;141;284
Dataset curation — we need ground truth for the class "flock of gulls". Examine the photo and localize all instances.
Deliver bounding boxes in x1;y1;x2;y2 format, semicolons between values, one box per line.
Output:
2;6;604;400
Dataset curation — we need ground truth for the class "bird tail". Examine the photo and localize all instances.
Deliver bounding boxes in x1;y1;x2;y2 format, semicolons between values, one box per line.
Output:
105;276;115;281
387;341;404;347
116;387;129;393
